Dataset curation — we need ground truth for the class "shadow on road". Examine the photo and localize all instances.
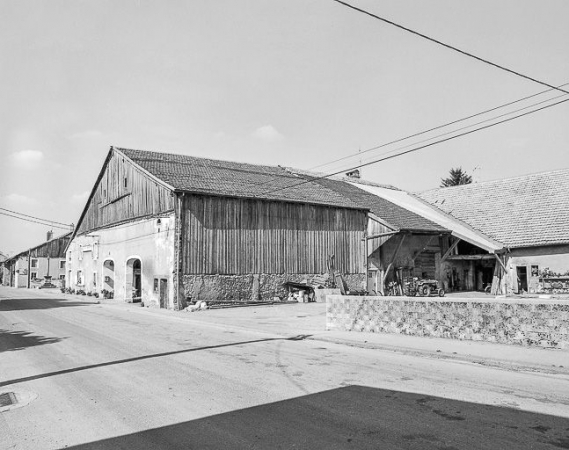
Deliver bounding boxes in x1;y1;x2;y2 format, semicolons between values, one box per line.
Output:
0;336;311;388
0;298;97;311
61;385;569;449
0;329;64;352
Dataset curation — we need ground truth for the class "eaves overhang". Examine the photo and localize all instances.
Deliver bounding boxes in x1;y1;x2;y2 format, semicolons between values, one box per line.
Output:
350;182;504;253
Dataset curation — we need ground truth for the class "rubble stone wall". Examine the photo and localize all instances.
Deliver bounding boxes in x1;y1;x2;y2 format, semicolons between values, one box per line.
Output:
326;295;569;349
182;273;366;302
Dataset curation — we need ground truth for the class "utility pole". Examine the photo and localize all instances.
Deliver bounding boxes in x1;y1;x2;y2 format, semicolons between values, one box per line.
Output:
27;249;31;288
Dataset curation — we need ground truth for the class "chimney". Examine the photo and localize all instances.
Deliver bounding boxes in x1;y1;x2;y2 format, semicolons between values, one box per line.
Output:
345;169;360;179
47;230;53;241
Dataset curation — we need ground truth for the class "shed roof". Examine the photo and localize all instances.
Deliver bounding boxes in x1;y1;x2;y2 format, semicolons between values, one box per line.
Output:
116;147;365;210
352;182;503;252
418;168;569;248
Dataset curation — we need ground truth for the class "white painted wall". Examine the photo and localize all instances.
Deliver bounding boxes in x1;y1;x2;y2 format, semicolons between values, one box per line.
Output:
509;250;569;294
66;215;176;308
11;255;67;288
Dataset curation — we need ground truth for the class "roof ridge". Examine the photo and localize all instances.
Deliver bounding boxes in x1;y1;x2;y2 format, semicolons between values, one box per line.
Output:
115;146;287;173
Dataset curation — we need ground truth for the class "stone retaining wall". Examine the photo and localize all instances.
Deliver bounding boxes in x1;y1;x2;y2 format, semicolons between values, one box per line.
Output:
326;295;569;349
182;273;366;302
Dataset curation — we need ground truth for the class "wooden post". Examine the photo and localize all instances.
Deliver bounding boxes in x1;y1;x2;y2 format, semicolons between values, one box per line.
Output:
174;192;184;310
27;249;31;288
491;254;508;295
441;237;461;263
383;234;406;282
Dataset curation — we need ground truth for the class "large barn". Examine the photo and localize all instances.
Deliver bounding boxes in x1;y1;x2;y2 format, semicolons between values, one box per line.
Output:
66;147;368;309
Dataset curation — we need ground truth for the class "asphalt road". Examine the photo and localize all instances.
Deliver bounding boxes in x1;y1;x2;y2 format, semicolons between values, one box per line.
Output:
1;288;569;449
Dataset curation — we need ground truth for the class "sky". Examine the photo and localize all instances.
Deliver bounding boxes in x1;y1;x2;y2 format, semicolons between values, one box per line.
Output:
1;0;568;254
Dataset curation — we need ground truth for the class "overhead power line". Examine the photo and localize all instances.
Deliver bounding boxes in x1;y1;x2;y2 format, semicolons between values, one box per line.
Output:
0;207;73;230
246;84;568;192
339;90;569;172
0;207;72;227
332;0;569;96
310;82;569;172
263;95;569;196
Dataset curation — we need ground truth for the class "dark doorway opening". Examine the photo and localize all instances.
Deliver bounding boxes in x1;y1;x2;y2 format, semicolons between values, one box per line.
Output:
517;266;528;293
126;258;142;303
159;279;168;309
133;260;141;302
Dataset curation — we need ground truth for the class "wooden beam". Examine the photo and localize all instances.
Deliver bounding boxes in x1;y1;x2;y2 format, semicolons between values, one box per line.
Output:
441;237;461;263
99;192;131;209
383;234;407;278
366;230;399;240
446;254;495;261
494;253;508;273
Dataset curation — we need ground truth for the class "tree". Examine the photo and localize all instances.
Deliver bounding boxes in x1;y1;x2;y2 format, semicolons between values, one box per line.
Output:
440;167;473;187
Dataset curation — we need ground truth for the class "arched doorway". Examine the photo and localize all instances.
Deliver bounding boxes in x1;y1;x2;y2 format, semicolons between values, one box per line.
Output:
102;259;115;299
126;257;142;303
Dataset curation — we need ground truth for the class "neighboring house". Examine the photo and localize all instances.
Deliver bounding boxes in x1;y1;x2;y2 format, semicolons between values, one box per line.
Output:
0;251;7;284
418;168;569;295
2;232;71;288
66;147;368;309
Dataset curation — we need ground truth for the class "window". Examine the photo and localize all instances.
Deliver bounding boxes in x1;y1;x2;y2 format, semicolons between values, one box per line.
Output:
31;259;38;268
153;278;159;293
77;270;83;285
124;177;128;188
59;260;66;269
31;272;38;280
93;272;97;287
59;274;65;280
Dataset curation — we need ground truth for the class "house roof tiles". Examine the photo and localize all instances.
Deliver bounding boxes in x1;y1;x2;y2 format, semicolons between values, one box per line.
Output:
117;147;365;210
418;168;569;248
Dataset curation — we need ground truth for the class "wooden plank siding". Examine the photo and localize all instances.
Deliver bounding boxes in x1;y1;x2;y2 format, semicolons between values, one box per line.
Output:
181;194;366;275
367;218;396;255
76;152;174;235
30;236;71;259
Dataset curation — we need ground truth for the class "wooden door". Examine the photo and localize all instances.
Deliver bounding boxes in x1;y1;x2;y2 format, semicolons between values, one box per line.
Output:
367;270;377;294
159;278;168;308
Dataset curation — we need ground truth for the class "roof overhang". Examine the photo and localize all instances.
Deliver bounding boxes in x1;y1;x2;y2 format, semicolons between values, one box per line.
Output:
350;182;504;253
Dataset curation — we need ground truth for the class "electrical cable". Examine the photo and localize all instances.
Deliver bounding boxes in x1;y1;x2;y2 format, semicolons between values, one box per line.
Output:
349;91;569;170
0;211;72;230
332;0;569;95
0;207;73;227
310;82;569;172
263;96;569;196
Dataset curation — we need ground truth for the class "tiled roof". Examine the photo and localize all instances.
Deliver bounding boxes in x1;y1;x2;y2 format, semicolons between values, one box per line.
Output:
418;168;569;248
116;147;364;210
286;169;447;233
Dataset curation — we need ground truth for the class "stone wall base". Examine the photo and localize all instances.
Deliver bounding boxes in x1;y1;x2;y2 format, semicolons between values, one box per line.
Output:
326;295;569;349
182;273;365;302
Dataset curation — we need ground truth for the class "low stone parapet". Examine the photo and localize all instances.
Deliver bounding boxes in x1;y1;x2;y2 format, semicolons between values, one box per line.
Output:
326;295;569;349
